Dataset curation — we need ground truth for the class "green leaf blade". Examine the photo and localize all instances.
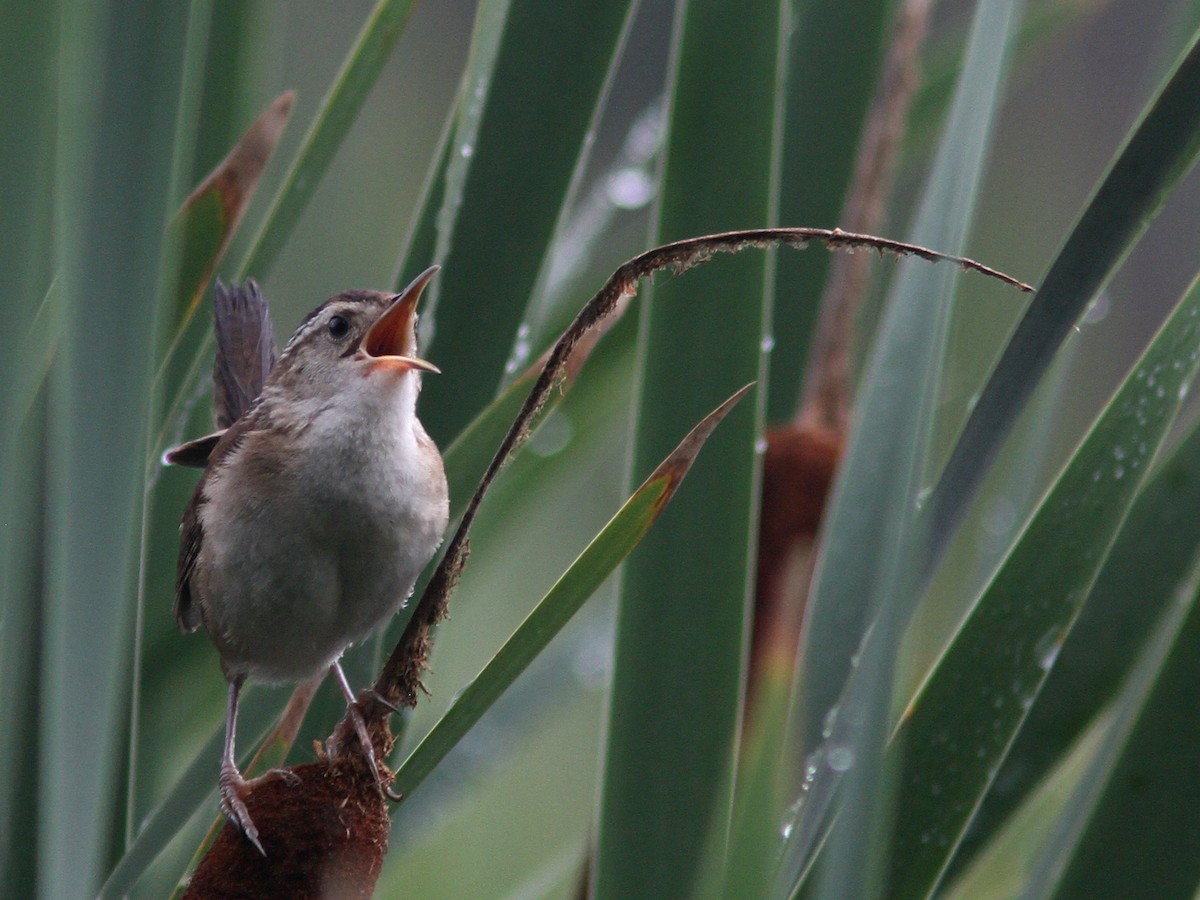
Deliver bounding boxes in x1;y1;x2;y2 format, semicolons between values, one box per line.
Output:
44;4;192;894
594;0;783;894
769;0;893;421
415;0;638;446
953;401;1200;871
928;24;1200;557
887;272;1200;898
393;385;750;801
779;2;1025;892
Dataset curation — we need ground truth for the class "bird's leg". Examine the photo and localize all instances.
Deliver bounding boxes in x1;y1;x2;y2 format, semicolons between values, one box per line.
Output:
327;661;401;801
218;676;266;856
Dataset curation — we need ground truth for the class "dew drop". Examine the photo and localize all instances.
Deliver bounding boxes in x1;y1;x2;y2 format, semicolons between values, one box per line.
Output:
529;410;573;458
827;746;855;772
606;168;655;209
504;323;533;375
822;706;839;739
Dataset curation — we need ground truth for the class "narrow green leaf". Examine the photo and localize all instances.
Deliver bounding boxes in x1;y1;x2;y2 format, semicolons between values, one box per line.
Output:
392;386;752;800
952;377;1200;870
940;707;1113;900
0;29;58;895
595;0;783;893
780;3;1024;893
151;91;295;457
927;23;1200;559
168;90;294;327
886;272;1200;897
0;409;48;899
238;0;418;279
9;280;63;429
716;662;797;899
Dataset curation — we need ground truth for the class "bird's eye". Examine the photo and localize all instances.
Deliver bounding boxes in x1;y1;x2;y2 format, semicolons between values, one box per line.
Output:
327;315;350;339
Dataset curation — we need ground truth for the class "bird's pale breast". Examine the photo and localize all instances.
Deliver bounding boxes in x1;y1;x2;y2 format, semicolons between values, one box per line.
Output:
197;396;448;682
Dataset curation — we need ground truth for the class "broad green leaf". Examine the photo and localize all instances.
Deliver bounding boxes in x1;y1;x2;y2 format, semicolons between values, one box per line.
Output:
926;24;1200;560
0;12;59;891
411;0;638;446
886;272;1200;897
594;0;782;894
779;3;1024;893
44;4;191;895
391;386;752;800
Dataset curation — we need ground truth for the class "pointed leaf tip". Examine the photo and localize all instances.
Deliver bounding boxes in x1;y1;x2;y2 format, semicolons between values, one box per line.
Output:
171;91;297;322
185;89;296;220
643;382;757;508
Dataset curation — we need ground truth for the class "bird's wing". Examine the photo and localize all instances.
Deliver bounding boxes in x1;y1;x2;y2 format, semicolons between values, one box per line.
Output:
213;278;278;429
174;415;256;633
175;480;205;633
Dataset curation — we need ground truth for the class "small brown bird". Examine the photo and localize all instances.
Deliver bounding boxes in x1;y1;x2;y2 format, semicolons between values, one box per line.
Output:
168;268;449;854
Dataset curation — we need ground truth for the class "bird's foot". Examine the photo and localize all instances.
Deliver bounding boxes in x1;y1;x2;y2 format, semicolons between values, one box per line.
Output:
326;698;401;802
218;764;300;856
219;762;265;856
364;688;401;715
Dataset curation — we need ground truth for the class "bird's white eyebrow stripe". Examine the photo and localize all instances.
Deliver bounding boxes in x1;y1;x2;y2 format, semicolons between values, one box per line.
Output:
280;298;385;357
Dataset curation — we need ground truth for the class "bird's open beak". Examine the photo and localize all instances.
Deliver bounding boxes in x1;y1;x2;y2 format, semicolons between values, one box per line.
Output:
362;265;441;374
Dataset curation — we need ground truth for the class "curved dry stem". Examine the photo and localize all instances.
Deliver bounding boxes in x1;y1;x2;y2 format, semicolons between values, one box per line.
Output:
366;226;1033;723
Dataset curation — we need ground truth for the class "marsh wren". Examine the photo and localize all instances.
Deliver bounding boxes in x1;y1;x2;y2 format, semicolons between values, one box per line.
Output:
170;267;449;854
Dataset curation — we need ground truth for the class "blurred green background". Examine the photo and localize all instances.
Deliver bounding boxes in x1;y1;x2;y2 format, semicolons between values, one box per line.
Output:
5;0;1200;897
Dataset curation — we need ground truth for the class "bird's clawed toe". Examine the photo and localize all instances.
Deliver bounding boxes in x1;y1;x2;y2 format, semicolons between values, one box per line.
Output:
219;763;266;856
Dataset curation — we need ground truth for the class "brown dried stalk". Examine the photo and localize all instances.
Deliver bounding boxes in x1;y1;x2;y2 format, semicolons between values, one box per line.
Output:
798;0;934;431
367;226;1032;725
